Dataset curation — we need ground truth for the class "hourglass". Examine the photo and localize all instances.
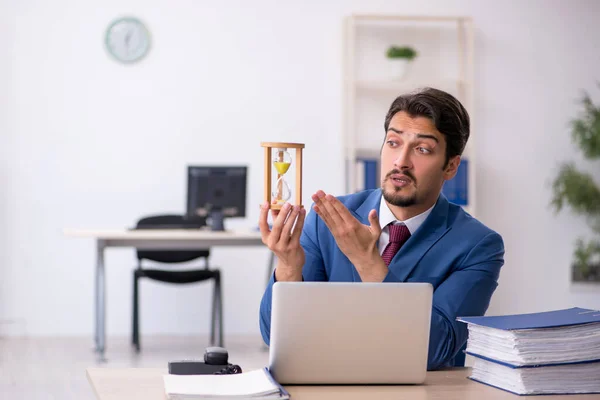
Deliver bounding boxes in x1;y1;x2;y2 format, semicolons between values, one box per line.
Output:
261;142;305;210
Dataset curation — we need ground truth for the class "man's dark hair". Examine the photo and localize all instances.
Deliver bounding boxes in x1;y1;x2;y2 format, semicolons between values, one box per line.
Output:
383;87;470;166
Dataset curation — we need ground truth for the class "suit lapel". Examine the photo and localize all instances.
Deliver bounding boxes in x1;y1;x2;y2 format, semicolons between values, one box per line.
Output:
354;189;383;226
388;195;452;281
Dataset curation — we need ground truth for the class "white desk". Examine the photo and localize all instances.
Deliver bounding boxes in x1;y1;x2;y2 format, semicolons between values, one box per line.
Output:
64;228;271;361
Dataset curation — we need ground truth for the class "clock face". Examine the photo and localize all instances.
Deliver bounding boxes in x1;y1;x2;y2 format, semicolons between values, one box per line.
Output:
105;17;151;63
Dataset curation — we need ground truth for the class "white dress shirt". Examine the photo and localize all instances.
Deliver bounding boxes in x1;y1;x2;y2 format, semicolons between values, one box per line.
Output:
377;197;434;255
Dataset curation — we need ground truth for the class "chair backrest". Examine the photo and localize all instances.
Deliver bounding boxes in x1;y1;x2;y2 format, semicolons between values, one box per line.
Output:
135;214;210;263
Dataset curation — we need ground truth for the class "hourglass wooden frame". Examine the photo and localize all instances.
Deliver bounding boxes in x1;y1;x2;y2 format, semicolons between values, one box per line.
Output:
261;142;305;211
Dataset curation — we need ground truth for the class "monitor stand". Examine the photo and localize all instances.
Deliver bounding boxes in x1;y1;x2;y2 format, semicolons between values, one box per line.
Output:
209;209;225;231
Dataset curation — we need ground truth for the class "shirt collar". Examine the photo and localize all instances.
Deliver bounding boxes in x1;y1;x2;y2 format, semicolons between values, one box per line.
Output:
378;195;435;235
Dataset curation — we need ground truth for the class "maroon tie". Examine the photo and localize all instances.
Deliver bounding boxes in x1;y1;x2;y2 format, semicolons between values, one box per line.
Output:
381;224;411;266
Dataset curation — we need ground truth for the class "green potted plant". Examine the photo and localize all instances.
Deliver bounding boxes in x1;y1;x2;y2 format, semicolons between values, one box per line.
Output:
551;84;600;282
386;46;418;80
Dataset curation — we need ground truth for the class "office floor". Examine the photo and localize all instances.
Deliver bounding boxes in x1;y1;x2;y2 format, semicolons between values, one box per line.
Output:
0;335;269;399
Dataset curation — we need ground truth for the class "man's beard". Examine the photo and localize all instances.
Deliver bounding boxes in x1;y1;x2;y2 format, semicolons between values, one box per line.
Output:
381;170;418;207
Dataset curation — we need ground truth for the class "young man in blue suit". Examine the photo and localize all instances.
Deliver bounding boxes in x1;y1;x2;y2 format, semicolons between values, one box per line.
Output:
258;87;505;370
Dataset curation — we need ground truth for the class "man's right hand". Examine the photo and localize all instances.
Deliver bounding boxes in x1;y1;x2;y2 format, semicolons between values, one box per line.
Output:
258;201;306;282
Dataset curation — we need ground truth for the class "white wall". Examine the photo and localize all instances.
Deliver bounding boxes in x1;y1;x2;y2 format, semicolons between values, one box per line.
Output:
471;0;600;316
1;0;599;337
0;2;11;331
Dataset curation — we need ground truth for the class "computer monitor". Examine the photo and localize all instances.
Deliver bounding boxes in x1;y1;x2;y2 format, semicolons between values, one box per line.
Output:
186;166;247;231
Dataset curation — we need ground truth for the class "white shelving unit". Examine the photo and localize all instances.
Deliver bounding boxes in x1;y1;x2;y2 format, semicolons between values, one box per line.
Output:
343;15;475;216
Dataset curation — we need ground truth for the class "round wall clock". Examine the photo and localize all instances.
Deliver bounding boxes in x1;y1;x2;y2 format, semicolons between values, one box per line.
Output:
105;17;151;63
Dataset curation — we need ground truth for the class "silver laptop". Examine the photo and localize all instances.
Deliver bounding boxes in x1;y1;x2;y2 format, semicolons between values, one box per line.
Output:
268;281;433;385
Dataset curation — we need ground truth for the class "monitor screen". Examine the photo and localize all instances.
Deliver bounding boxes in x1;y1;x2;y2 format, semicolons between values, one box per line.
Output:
186;166;247;221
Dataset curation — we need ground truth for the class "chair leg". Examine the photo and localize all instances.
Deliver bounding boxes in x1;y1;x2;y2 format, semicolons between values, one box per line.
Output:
132;273;140;352
210;276;217;346
217;273;224;347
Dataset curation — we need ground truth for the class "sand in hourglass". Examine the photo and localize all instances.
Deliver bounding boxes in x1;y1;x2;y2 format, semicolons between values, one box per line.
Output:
274;150;291;205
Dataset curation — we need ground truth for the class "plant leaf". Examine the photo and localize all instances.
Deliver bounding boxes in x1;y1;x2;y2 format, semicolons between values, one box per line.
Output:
551;163;600;217
571;90;600;159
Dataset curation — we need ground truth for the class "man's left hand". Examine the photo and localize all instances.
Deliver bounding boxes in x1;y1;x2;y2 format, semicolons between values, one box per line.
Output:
311;190;388;282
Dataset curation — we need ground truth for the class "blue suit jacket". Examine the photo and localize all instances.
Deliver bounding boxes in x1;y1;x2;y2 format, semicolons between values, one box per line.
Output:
259;189;505;370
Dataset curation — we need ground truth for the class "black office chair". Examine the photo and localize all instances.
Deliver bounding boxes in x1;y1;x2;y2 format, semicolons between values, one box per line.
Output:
132;214;223;352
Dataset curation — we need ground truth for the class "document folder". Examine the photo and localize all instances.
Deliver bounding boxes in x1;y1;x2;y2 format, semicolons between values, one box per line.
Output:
458;307;600;395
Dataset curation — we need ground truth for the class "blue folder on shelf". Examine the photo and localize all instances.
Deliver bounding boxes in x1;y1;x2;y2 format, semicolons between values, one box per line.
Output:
442;158;468;205
355;158;378;191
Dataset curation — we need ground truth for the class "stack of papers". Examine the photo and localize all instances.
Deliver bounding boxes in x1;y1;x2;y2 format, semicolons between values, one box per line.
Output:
470;357;600;395
163;368;289;400
458;307;600;395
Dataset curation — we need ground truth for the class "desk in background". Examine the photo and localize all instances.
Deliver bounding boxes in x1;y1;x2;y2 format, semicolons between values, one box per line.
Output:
85;367;600;400
64;228;273;361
